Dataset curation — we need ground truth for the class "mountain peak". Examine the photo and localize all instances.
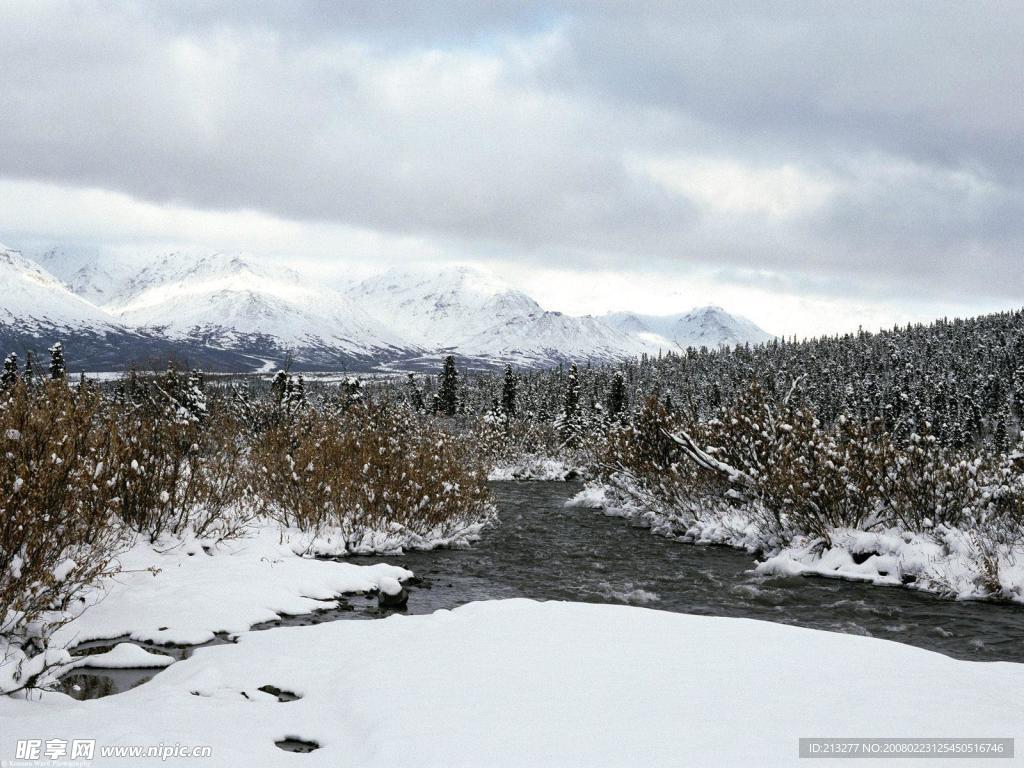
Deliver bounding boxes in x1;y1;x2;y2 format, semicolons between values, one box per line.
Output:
348;265;544;349
604;307;772;351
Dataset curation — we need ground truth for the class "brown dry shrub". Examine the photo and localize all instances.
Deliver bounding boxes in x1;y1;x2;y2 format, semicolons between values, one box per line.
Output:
597;397;728;527
98;383;255;541
0;381;123;662
253;402;490;549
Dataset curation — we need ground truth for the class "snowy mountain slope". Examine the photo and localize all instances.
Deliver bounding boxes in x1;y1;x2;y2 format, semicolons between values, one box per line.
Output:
348;266;659;366
457;310;657;366
0;245;258;371
105;252;417;363
37;247;132;305
605;306;773;350
4;246;775;370
0;244;122;332
346;266;544;347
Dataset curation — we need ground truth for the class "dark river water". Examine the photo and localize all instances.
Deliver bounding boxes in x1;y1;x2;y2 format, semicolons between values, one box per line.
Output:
61;481;1024;700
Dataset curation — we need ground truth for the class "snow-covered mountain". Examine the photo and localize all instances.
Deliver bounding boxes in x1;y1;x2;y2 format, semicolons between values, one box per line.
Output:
7;247;774;371
347;266;655;367
37;248;130;305
345;266;543;347
104;252;415;367
0;245;122;333
605;306;773;350
0;245;256;371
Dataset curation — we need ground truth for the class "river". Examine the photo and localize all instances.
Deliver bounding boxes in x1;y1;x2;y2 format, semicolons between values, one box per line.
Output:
60;481;1024;700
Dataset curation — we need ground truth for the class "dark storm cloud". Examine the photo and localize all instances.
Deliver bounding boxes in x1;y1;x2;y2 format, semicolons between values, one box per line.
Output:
0;1;1021;303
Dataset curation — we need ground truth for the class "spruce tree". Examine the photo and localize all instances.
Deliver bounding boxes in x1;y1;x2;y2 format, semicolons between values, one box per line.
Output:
406;373;425;412
436;355;459;416
270;370;289;405
1;353;18;390
501;364;517;417
183;369;208;422
607;370;626;419
556;363;583;448
48;342;66;380
340;376;363;408
285;374;307;415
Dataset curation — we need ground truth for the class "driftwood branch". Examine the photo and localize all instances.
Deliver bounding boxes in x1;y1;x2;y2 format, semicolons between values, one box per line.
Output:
662;428;757;489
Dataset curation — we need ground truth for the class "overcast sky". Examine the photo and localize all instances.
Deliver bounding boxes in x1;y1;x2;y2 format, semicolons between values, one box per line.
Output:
1;1;1021;337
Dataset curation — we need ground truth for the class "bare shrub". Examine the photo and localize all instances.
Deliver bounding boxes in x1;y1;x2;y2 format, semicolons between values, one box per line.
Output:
603;381;1024;568
254;402;491;550
100;372;255;541
0;381;123;693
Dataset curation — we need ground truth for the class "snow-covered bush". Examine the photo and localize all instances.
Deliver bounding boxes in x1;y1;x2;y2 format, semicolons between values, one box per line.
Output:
100;370;255;540
0;381;123;693
599;397;709;519
598;382;1024;596
254;401;491;550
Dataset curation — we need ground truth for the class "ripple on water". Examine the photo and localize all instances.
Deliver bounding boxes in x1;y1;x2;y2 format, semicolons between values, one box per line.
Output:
594;582;662;605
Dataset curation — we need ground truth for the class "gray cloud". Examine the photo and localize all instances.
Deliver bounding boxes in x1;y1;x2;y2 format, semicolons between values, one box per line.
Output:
0;1;1021;308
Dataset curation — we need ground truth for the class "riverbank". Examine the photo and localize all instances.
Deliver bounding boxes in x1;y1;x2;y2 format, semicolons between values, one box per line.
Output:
568;482;1024;605
0;524;416;695
51;525;416;649
488;455;582;481
3;599;1021;767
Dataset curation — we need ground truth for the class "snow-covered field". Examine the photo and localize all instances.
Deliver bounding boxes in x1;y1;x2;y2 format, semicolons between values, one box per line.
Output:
2;599;1021;767
568;483;1024;604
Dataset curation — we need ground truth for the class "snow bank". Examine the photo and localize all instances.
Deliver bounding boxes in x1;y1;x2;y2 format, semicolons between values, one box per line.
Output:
290;516;492;557
489;456;581;481
570;481;1024;603
71;643;174;669
2;600;1022;767
567;481;764;551
563;482;607;508
50;524;412;648
757;527;1024;602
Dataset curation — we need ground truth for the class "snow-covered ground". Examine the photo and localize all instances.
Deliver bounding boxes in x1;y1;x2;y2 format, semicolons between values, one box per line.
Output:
50;526;414;649
756;527;1024;602
2;599;1021;767
0;523;417;698
70;643;175;670
568;482;1024;604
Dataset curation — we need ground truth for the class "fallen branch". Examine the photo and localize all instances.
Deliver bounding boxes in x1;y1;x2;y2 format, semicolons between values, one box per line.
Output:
662;428;758;489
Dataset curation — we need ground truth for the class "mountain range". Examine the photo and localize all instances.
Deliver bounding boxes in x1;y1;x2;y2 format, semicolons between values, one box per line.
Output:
0;245;773;372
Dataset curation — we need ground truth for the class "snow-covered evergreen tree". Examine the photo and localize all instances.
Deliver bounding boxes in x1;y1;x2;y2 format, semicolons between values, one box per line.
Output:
23;351;35;385
406;373;426;412
47;342;66;380
607;370;626;420
555;363;585;448
501;364;517;417
270;369;289;405
436;355;459;416
340;376;363;409
1;353;18;391
181;369;208;423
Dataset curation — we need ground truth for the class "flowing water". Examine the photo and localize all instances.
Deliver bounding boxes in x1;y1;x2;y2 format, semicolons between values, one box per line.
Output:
61;481;1024;699
394;482;1024;661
